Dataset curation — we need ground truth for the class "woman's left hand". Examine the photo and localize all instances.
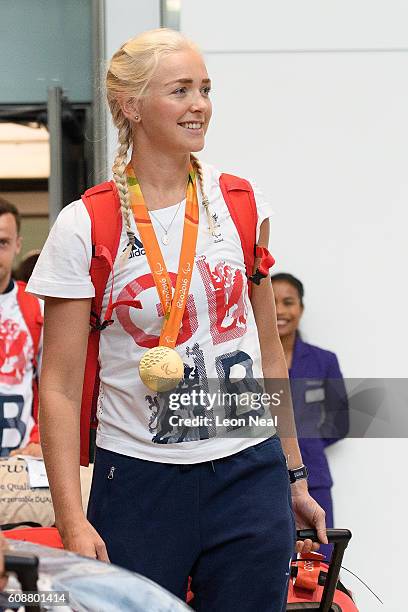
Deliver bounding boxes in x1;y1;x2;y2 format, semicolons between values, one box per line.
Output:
290;480;328;555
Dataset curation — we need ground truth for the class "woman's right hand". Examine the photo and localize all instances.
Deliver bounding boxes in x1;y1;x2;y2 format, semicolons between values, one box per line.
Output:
58;518;110;562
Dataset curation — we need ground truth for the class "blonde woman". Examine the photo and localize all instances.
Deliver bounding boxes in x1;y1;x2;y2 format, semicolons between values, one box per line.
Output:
27;29;326;611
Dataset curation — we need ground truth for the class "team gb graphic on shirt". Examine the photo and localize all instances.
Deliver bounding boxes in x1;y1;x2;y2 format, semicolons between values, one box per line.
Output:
114;252;265;445
0;308;31;385
0;294;35;456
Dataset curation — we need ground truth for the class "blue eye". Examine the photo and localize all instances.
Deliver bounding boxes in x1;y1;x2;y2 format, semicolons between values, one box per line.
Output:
173;87;187;95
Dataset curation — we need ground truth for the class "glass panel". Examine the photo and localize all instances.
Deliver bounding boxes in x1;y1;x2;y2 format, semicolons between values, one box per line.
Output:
0;0;92;103
161;0;181;30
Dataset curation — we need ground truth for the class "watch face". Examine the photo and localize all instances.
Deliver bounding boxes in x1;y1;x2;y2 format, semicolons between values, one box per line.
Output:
289;465;308;483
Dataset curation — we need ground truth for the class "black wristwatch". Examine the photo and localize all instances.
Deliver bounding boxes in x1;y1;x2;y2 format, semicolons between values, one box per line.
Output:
288;464;308;484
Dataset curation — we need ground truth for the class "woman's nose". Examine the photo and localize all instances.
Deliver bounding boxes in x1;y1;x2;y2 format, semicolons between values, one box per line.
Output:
189;91;207;112
275;303;285;316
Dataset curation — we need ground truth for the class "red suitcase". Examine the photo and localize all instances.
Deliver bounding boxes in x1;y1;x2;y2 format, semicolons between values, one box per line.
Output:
287;529;358;611
4;526;63;549
4;527;358;611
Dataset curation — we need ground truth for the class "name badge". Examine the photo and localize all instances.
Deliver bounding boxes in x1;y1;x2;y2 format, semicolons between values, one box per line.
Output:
305;387;325;403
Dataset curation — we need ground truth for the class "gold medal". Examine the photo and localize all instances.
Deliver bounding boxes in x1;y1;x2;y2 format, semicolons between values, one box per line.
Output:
128;164;199;393
139;346;184;392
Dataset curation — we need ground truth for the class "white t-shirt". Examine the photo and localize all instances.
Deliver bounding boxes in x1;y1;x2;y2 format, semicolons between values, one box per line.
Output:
27;163;275;463
0;281;39;454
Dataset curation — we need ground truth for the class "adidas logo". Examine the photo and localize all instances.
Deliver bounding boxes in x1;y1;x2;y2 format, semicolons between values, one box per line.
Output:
123;237;146;258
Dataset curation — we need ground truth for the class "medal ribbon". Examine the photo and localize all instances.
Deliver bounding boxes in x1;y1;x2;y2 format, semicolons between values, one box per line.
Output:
127;163;199;348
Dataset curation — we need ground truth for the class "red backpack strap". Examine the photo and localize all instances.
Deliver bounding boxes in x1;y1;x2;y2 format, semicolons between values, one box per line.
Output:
80;181;122;466
82;182;123;328
80;181;143;465
219;174;275;296
16;281;43;442
16;281;42;358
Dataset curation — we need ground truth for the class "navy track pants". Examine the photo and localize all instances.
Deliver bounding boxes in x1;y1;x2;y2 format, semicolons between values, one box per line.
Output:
87;436;296;611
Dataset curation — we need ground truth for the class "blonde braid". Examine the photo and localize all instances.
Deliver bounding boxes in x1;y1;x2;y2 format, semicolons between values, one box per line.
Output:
111;114;135;262
190;154;217;237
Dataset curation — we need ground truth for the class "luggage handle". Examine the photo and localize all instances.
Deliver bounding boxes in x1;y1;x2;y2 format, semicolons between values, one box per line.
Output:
296;528;352;612
3;552;39;612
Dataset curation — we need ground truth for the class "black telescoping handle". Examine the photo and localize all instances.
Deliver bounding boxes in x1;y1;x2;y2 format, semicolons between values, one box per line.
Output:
4;553;40;612
296;529;352;612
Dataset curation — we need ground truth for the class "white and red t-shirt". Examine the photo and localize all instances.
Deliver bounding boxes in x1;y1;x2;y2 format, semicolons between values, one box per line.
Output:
0;281;40;454
27;163;275;463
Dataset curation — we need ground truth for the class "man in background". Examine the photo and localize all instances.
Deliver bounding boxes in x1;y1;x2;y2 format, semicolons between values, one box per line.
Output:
0;199;42;457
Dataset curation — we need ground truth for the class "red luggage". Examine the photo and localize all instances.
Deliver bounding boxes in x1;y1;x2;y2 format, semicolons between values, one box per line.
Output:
287;529;358;611
3;527;358;611
4;526;63;549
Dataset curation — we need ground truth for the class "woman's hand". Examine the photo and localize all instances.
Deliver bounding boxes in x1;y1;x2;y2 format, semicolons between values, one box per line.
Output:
58;518;110;562
291;480;328;555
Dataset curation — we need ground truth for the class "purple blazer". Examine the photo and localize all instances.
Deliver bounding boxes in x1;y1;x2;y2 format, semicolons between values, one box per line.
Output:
289;335;349;488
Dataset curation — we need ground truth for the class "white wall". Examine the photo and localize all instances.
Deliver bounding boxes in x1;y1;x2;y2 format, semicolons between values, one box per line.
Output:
104;0;161;170
183;0;408;51
181;2;407;610
196;50;407;379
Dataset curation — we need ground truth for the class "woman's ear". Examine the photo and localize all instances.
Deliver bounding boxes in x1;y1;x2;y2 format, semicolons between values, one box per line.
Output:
118;95;141;123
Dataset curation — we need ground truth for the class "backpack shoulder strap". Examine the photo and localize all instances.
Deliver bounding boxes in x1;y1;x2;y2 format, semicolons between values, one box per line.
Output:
80;181;142;465
219;173;275;295
16;281;43;358
82;181;123;324
80;180;122;466
219;173;257;283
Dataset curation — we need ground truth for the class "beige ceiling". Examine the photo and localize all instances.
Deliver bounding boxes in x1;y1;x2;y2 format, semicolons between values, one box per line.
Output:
0;122;49;179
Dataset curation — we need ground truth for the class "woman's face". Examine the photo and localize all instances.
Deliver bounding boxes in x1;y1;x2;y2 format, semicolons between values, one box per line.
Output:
272;280;304;338
136;48;212;155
